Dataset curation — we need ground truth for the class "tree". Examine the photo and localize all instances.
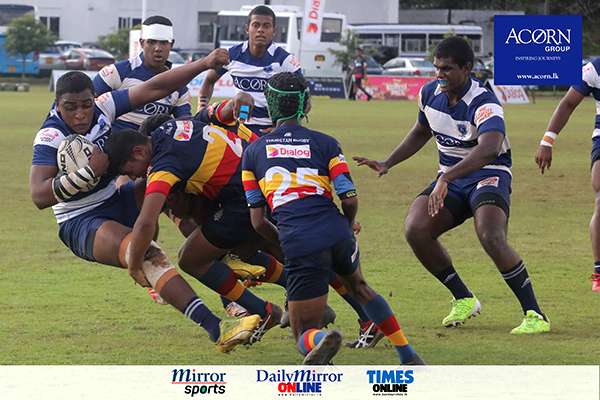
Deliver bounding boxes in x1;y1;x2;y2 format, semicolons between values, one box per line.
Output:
98;26;138;60
5;16;54;80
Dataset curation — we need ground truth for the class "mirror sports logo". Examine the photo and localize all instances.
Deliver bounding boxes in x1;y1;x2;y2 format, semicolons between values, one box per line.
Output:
256;368;343;396
171;369;227;397
494;15;582;85
366;369;414;396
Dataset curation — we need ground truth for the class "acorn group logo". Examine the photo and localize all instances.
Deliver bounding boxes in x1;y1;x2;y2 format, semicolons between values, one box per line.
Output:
494;15;582;85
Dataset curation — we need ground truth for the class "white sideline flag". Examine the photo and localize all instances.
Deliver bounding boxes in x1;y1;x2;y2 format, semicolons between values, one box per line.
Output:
302;0;326;46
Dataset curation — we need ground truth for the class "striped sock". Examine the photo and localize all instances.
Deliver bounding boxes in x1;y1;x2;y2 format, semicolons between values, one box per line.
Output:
329;273;369;322
184;296;221;342
434;266;472;299
199;261;267;317
247;251;287;287
594;261;600;274
502;260;544;318
297;328;327;355
363;295;416;364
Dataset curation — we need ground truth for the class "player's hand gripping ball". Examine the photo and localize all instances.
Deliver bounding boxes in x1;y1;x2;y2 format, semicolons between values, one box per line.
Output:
56;134;100;192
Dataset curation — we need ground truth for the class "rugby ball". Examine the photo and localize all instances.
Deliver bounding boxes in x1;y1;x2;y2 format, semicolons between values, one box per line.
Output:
56;134;100;191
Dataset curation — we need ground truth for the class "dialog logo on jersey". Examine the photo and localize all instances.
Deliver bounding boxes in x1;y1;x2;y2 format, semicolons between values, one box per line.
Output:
366;369;414;396
171;369;227;397
256;369;343;396
266;144;311;159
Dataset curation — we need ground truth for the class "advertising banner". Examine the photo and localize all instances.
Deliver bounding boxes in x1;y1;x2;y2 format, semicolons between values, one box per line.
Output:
356;76;433;101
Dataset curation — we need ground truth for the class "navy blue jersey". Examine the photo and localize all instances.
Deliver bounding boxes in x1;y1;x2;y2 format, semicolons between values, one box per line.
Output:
419;78;510;175
145;116;246;203
242;124;356;258
94;52;191;130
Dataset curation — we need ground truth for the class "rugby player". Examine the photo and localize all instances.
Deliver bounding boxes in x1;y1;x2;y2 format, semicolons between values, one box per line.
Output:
354;37;550;334
93;16;191;131
242;72;424;365
105;112;284;345
29;49;262;352
535;57;600;291
197;5;301;135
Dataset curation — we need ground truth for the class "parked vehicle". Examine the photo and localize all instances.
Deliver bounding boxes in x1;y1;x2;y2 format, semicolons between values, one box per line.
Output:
176;48;209;63
167;50;185;66
365;55;384;75
62;48;115;71
383;57;435;76
38;40;81;76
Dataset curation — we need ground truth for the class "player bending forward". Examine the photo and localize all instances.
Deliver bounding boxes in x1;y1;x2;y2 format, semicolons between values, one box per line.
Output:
242;72;425;365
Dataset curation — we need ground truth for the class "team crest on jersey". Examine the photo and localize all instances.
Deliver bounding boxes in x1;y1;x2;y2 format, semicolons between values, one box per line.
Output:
476;176;500;189
263;64;273;72
266;144;311;159
457;123;468;137
174;120;193;141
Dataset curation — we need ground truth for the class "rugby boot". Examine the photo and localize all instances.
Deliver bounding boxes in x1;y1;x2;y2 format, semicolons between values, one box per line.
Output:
402;353;426;365
345;319;385;348
303;330;343;365
215;315;262;353
223;254;266;280
442;296;481;327
248;302;283;344
510;310;550;335
591;273;600;292
147;287;168;305
225;301;250;318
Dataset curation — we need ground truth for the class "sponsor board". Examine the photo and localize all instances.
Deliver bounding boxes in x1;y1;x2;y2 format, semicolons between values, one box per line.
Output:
356;76;433;101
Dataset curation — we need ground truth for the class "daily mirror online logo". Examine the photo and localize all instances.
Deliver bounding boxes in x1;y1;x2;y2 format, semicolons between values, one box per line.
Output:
494;15;582;85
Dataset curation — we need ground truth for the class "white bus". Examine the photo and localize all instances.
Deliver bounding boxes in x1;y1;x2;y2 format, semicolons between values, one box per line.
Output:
217;5;347;77
349;24;484;61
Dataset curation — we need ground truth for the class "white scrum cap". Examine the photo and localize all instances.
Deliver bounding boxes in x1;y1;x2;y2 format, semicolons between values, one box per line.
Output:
141;19;174;41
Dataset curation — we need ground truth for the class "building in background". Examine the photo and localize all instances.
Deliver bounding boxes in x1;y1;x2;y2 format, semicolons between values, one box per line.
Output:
2;0;399;50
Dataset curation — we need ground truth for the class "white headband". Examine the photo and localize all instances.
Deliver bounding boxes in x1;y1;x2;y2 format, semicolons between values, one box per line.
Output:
141;24;174;41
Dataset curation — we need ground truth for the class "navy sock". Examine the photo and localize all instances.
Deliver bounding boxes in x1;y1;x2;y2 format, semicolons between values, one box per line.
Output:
341;293;370;322
594;261;600;274
433;266;472;299
501;261;544;319
184;297;221;342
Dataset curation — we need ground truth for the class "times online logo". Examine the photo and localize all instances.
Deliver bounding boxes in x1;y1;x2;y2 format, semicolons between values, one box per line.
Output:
171;369;226;397
367;369;414;396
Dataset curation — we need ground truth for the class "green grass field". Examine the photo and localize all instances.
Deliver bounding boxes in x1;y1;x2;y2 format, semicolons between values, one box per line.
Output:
1;86;599;365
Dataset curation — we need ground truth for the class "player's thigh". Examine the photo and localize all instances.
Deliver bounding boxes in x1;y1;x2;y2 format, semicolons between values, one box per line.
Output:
92;220;132;267
178;227;228;274
405;194;459;239
469;172;511;238
591;160;600;194
288;294;329;341
473;205;509;244
330;238;376;302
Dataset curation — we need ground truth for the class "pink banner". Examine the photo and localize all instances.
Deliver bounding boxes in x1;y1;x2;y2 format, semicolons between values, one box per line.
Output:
356;76;434;100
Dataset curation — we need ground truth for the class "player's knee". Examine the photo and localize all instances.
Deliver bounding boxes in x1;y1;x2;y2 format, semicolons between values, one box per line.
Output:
477;228;507;252
142;242;178;291
404;218;429;244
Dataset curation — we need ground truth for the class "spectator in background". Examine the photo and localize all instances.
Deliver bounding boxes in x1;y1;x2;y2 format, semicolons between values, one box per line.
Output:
350;47;372;101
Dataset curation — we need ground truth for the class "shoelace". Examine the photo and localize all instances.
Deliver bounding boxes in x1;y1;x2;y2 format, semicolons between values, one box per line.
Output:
249;313;272;344
355;322;376;348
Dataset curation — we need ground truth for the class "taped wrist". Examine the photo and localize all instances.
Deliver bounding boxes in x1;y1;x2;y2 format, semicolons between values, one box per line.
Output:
52;166;96;202
540;131;557;147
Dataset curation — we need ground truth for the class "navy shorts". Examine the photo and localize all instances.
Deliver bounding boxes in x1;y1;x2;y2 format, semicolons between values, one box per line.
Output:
58;181;139;262
591;137;600;165
285;236;359;301
420;169;512;225
201;200;256;249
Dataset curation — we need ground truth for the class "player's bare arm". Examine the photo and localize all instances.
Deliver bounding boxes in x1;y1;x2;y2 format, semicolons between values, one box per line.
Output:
129;48;229;110
535;88;586;174
428;131;503;217
249;206;279;244
198;69;220;110
127;192;167;286
353;121;432;176
29;146;108;209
